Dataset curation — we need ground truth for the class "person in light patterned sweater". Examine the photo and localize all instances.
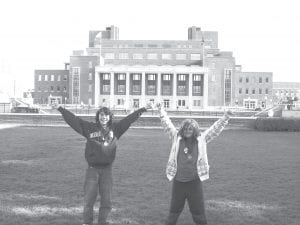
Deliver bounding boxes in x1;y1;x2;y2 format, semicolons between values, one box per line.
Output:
156;103;232;225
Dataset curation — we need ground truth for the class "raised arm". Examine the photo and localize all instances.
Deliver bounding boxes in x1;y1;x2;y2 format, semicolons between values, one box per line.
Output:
202;111;231;143
57;106;90;138
157;103;177;140
113;105;151;139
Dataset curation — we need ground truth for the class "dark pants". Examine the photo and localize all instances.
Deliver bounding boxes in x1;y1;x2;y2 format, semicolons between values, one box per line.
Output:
83;166;112;225
166;179;207;225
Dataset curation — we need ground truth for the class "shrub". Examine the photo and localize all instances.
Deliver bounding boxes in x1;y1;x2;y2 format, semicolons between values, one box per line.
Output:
254;117;300;131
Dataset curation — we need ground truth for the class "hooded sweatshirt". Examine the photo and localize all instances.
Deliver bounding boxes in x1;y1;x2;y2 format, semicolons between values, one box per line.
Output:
58;107;146;168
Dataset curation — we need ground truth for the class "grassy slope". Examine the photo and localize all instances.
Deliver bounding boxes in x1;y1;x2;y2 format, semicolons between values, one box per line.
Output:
0;127;299;225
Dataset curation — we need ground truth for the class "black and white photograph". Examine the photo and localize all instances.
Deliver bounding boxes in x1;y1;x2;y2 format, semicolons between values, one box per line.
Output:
0;0;299;224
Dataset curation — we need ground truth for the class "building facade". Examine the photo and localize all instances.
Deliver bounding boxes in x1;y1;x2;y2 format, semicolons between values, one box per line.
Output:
234;66;273;109
34;64;69;104
273;82;300;102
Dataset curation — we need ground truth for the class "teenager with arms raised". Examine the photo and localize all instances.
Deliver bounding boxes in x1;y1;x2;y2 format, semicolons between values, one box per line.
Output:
57;103;152;225
156;103;232;225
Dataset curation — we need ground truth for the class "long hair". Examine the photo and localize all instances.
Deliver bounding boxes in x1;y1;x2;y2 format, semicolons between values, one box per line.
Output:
178;119;200;139
95;107;113;128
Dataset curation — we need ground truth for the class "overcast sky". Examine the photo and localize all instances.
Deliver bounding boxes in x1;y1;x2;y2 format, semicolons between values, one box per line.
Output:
0;0;299;97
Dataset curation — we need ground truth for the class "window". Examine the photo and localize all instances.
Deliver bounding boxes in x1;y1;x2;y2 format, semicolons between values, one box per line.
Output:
193;100;201;106
176;54;187;60
57;86;60;91
89;61;93;68
38;75;42;81
147;74;156;80
178;99;186;107
118;74;126;80
133;53;143;59
239;77;243;83
57;75;61;81
163;99;170;108
104;53;114;59
44;75;48;81
163;74;171;81
117;84;126;93
259;88;262;94
147;53;158;60
193;74;202;81
265;88;269;94
63;75;67;81
239;88;242;94
88;73;92;80
246;77;249;83
132;74;140;80
117;99;125;106
245;88;249;94
162;85;171;95
134;44;143;48
88;84;92;92
252;89;256;94
266;77;269;83
51;75;55;81
38;87;41;92
63;86;67;92
259;77;262;83
103;74;110;80
148;44;158;48
162;53;172;60
88;98;92;105
103;85;110;93
178;74;186;81
51;86;54;91
132;85;141;93
211;74;216;82
71;67;80;103
162;44;172;48
147;85;156;95
193;86;201;94
177;85;187;95
119;53;129;59
190;54;201;60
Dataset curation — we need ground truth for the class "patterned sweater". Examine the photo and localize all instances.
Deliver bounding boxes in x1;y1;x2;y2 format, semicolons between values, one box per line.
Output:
159;108;230;181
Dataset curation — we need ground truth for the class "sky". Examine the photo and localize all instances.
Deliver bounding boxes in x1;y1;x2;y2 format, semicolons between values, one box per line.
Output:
0;0;299;97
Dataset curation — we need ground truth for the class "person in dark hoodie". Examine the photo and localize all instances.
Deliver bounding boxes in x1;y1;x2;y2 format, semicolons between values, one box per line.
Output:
57;103;152;225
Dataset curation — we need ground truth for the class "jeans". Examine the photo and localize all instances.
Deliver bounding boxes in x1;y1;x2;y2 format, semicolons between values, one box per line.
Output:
166;179;207;225
83;166;113;225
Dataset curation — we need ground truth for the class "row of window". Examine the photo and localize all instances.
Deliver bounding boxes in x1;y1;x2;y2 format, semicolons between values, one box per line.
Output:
239;88;270;95
37;86;67;92
239;77;270;83
104;53;201;61
38;74;68;82
101;73;203;82
102;43;194;49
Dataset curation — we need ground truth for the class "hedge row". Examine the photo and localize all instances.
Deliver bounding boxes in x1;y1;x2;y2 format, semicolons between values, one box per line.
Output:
254;118;300;131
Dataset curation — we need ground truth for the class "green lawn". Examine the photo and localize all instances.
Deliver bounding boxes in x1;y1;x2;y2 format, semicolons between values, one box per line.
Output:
0;127;299;225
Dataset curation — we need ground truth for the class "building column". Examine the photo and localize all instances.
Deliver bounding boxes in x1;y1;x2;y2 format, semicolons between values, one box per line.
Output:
95;72;100;107
110;72;115;108
188;73;193;110
141;72;146;106
157;73;161;102
203;72;209;108
172;73;177;110
125;72;130;109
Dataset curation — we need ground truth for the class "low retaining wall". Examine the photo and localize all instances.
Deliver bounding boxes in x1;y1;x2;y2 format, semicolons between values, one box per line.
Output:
0;113;255;129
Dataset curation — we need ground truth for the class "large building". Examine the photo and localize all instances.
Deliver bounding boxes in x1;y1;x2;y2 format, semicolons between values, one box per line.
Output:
35;25;273;110
273;82;300;102
34;63;69;104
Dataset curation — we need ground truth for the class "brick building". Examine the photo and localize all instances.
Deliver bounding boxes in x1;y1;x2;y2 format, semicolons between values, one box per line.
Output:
273;82;300;102
34;63;69;104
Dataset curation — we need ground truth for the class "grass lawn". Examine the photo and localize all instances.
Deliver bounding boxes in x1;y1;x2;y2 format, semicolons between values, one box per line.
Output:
0;127;299;225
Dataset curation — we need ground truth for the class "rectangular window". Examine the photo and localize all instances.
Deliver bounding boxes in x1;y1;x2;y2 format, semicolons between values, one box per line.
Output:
51;86;54;91
162;53;172;60
117;99;125;106
177;85;186;95
88;84;92;92
246;77;249;83
88;73;92;80
89;61;93;68
133;53;143;59
178;99;186;107
266;77;269;83
193;100;201;106
117;85;126;93
224;69;232;105
252;89;256;94
211;74;216;82
63;75;67;81
239;88;242;94
119;53;129;59
163;74;171;81
44;75;48;81
162;85;171;95
178;74;186;81
72;67;80;103
118;74;126;80
103;85;110;93
147;53;158;60
163;99;170;108
176;54;187;60
104;53;114;59
265;88;269;94
147;85;156;95
103;74;110;80
193;86;201;94
64;86;67;92
259;77;262;83
38;75;42;81
132;85;141;93
132;74;140;80
246;88;249;94
57;75;61;81
51;75;55;81
193;74;202;81
190;53;201;60
57;86;60;91
239;77;242;83
147;74;156;80
259;88;262;94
